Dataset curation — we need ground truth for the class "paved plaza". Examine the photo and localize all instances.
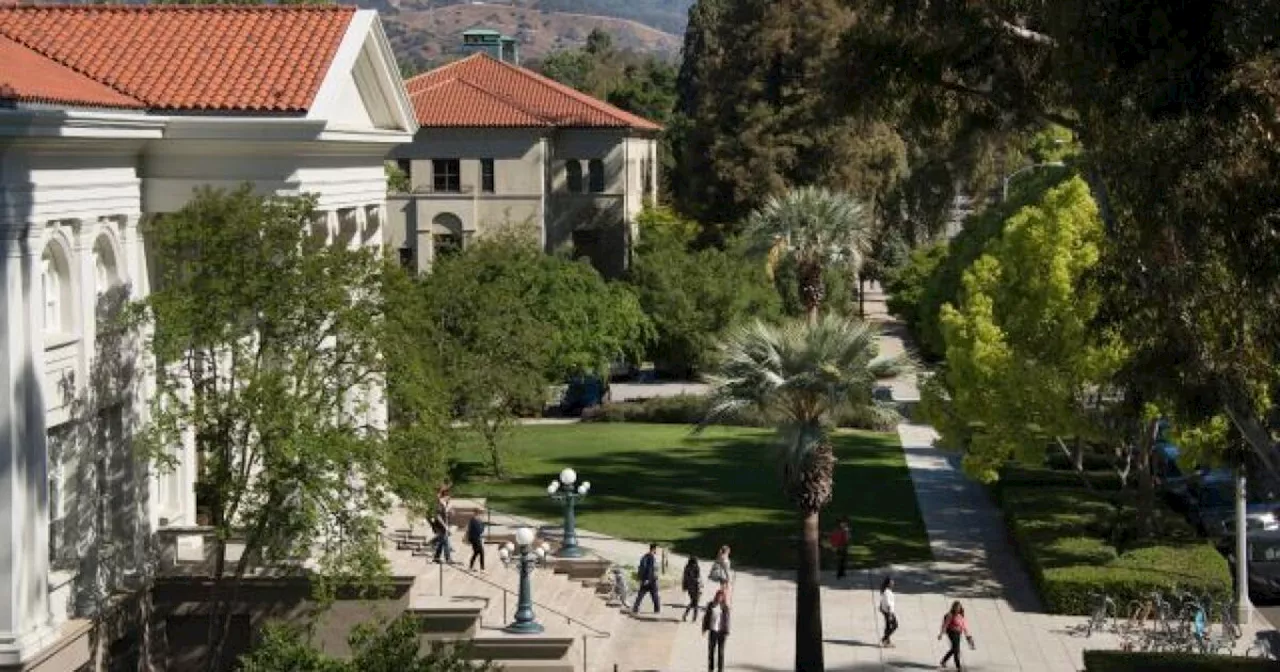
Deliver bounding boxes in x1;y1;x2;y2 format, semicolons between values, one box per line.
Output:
477;285;1276;670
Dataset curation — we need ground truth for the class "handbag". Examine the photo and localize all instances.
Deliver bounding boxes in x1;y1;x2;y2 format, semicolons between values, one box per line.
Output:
709;563;726;583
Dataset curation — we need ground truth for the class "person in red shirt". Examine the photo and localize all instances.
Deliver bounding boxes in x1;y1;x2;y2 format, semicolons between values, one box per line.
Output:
828;518;850;580
938;601;974;670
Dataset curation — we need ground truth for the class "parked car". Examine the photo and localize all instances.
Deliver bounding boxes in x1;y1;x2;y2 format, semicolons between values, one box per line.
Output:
1186;470;1280;539
1224;529;1280;602
560;374;610;416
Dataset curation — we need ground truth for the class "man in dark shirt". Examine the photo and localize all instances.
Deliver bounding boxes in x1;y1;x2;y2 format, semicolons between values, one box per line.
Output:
631;543;661;614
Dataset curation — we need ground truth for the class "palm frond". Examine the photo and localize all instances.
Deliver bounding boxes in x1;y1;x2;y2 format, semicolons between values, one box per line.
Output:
744;187;874;276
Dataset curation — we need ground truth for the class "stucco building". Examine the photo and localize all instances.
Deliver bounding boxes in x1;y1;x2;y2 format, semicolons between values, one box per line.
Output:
386;52;662;277
0;5;414;670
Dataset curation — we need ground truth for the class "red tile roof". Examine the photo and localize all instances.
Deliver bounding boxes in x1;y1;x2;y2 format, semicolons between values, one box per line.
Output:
0;36;144;109
406;53;661;131
0;5;355;113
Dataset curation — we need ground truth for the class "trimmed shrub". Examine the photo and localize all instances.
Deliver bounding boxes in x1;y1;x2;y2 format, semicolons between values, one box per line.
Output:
996;465;1125;494
580;394;899;431
1002;486;1231;615
1083;651;1277;671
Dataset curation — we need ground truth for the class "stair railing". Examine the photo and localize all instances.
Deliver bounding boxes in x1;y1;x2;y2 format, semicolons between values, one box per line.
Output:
440;561;610;671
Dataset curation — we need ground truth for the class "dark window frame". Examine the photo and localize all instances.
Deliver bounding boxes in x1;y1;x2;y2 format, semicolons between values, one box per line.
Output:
566;160;584;193
481;158;495;193
432;159;461;193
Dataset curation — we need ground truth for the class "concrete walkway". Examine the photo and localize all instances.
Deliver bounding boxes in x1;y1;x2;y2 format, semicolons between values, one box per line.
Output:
468;284;1271;669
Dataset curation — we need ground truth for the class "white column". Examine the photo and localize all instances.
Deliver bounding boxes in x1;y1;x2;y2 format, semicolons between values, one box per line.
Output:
0;229;55;664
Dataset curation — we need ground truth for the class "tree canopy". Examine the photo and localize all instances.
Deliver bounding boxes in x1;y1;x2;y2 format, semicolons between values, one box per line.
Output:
841;0;1280;474
923;177;1127;481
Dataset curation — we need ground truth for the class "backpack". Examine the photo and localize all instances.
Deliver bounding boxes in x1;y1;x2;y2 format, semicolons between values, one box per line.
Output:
709;562;727;583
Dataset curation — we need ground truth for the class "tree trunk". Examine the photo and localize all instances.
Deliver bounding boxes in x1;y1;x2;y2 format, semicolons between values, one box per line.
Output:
1135;420;1158;539
796;509;824;672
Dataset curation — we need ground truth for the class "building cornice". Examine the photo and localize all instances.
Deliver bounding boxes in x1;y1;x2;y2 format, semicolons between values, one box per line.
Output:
0;108;166;139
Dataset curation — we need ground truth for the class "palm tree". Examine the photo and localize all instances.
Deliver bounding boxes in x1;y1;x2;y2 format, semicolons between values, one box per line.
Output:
702;315;909;672
746;187;873;323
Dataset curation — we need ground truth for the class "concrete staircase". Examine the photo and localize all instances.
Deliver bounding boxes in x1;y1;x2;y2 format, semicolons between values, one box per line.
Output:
384;502;624;671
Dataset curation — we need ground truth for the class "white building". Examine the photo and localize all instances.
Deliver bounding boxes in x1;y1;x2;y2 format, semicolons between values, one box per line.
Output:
386;51;662;278
0;5;415;670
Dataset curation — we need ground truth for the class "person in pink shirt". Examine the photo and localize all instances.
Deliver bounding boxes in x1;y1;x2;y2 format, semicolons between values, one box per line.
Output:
937;601;974;670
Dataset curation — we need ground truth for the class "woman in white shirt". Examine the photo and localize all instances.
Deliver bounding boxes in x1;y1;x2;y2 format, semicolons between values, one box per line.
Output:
709;545;733;601
701;589;731;672
879;576;898;647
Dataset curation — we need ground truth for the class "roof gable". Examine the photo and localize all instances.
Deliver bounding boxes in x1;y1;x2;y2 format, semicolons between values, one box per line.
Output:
405;53;661;131
0;5;356;113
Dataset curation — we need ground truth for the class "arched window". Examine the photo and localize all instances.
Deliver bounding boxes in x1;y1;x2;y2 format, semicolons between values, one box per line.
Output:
40;242;72;334
588;159;605;193
566;160;584;194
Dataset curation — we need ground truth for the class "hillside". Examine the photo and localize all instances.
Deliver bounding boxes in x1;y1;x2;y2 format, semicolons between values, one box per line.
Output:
380;1;684;73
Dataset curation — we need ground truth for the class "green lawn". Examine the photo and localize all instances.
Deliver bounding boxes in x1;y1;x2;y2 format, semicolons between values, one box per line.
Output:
453;423;931;570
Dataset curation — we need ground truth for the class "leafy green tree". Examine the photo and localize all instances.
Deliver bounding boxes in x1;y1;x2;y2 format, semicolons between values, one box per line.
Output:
419;231;650;475
703;315;908;672
924;177;1128;482
241;616;493;672
841;0;1280;475
131;186;446;671
745;187;873;322
626;207;780;376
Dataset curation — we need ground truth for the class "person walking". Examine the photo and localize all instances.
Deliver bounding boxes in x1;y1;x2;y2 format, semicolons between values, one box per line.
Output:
681;556;703;622
938;600;974;670
709;545;733;602
701;589;730;672
829;518;851;580
879;576;898;647
432;486;454;564
631;543;661;614
465;512;486;570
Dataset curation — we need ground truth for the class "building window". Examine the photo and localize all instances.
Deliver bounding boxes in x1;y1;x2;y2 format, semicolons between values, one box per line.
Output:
434;234;462;259
41;242;72;335
480;158;495;193
397;159;412;181
398;247;414;270
642;157;654;197
566;160;584;194
588;159;605;193
432;159;461;193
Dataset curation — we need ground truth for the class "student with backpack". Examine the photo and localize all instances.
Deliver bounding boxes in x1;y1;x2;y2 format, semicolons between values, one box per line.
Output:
631;543;661;614
681;556;703;622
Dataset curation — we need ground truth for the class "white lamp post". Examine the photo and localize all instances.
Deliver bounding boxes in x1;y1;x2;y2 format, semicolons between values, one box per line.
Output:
548;467;589;558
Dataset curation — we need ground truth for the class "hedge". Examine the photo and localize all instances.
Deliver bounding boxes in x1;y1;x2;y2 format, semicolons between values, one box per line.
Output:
996;464;1125;494
580;394;900;431
1001;485;1231;615
1083;651;1277;671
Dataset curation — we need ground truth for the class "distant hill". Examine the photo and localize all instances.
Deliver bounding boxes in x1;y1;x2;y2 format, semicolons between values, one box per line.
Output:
356;0;688;73
379;2;683;72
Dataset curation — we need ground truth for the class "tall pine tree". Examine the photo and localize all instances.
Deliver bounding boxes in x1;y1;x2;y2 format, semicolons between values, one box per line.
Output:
673;0;906;234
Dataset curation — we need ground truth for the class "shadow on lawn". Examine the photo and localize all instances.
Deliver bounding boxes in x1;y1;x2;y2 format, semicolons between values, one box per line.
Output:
472;430;931;571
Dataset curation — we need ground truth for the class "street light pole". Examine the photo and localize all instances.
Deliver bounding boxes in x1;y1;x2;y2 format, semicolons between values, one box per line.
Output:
548;468;590;558
1235;465;1253;624
505;526;544;634
1002;161;1066;202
